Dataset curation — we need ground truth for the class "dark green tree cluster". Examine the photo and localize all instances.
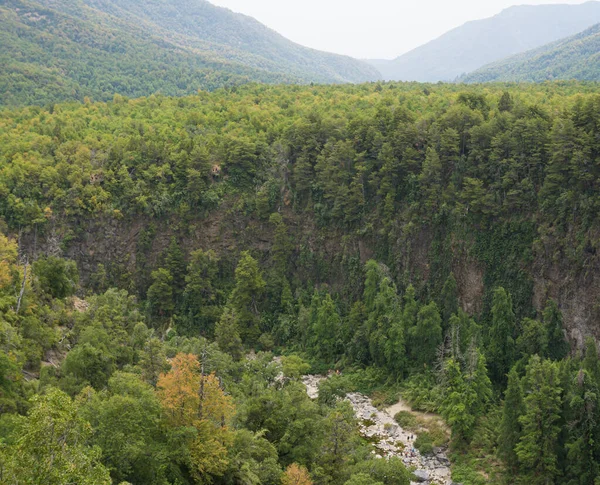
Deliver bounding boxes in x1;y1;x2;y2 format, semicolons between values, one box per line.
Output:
497;344;600;485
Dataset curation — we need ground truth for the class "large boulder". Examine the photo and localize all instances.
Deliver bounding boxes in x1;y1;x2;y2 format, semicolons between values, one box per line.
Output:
412;470;429;482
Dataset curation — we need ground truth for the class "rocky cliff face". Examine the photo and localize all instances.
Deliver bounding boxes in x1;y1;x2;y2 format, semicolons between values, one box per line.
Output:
20;203;599;352
533;244;600;349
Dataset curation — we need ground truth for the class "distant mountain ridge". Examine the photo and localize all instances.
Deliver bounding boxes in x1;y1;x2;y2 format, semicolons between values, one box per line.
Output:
0;0;380;106
367;1;600;82
82;0;380;84
459;22;600;83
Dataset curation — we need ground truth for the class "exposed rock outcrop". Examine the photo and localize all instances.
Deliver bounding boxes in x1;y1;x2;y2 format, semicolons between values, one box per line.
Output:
302;376;452;485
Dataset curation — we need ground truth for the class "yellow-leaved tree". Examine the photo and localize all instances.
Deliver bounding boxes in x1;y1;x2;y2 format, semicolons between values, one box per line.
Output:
282;463;313;485
157;353;234;481
0;233;18;290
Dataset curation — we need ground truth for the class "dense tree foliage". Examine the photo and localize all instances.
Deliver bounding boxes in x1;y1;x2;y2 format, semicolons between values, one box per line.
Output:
2;81;600;484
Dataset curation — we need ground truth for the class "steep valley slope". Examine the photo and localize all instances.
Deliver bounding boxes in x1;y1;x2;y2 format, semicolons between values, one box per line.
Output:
3;82;600;349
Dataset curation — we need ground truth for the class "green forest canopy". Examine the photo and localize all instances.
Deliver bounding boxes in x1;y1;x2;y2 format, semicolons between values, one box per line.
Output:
1;81;600;484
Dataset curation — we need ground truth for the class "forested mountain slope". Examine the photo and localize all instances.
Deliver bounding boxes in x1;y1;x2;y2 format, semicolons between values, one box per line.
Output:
367;1;600;82
0;0;380;107
83;0;380;84
2;82;600;484
459;23;600;82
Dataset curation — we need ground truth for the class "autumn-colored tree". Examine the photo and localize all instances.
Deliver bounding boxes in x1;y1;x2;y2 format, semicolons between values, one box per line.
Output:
157;353;200;426
282;463;313;485
157;353;235;481
0;233;18;289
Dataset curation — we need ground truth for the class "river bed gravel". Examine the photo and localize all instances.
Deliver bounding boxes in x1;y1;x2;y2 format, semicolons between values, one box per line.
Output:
301;375;455;485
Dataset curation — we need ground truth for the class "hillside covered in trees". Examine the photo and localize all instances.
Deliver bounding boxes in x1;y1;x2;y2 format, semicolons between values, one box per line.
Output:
460;22;600;83
368;1;600;82
2;82;600;484
0;0;380;107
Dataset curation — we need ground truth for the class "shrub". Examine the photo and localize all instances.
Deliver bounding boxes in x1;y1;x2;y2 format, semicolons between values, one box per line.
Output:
394;411;418;431
414;432;434;455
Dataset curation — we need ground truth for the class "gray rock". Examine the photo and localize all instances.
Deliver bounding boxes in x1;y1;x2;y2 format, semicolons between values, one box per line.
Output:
303;374;453;485
413;470;429;482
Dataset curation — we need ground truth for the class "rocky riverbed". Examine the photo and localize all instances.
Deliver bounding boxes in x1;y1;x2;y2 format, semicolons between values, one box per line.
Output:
302;375;455;485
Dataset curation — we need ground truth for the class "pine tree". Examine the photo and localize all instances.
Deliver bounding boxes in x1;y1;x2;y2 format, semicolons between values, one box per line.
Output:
439;128;460;181
517;318;549;360
139;337;169;387
215;307;243;361
345;163;366;226
419;147;443;212
304;291;322;353
280;277;294;311
402;285;419;335
543;299;569;361
466;347;493;418
146;268;174;319
442;347;491;445
165;236;186;300
515;356;562;485
270;213;293;278
363;260;383;314
184;248;221;334
382;280;406;377
498;367;525;472
440;272;459;330
565;369;600;484
448;309;481;354
442;358;476;443
498;91;514;112
268;214;294;313
347;301;370;365
366;277;401;369
185;249;220;296
293;154;314;204
318;402;358;483
583;338;600;386
229;251;266;343
311;294;341;363
539;118;577;217
376;142;399;219
410;301;442;369
487;287;516;384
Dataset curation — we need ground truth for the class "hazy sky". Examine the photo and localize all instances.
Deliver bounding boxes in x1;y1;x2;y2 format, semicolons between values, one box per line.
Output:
210;0;591;59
